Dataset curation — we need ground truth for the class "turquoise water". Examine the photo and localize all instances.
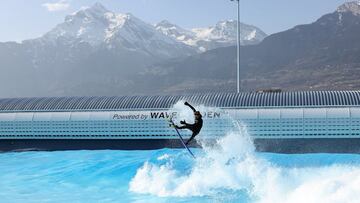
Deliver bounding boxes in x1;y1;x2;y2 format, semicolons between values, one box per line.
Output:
1;132;360;203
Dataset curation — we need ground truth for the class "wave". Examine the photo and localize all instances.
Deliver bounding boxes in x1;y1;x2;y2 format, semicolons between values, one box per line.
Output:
129;103;360;203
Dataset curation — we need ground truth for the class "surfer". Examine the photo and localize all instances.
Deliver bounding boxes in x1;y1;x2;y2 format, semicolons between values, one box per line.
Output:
173;102;203;145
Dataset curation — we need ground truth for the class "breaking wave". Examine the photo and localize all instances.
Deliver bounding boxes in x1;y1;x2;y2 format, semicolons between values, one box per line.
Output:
129;104;360;203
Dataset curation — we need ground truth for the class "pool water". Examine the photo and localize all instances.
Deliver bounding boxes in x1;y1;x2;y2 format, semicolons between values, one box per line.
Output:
1;130;360;203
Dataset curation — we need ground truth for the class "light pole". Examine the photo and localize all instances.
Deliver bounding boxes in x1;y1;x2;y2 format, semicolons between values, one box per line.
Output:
231;0;240;93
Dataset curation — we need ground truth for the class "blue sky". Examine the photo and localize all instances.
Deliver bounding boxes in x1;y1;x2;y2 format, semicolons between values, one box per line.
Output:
0;0;353;42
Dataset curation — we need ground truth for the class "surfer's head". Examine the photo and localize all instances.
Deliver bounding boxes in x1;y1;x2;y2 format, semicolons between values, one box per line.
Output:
194;111;202;118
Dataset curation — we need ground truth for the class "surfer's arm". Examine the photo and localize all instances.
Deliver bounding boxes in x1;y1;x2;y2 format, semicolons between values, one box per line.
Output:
184;102;196;112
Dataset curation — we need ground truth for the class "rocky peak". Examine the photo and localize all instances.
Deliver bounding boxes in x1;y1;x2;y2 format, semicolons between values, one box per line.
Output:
337;1;360;16
83;2;109;16
65;2;110;22
155;20;174;27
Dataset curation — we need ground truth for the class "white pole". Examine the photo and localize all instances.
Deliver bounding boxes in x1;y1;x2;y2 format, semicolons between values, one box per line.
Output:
230;0;241;93
237;0;240;93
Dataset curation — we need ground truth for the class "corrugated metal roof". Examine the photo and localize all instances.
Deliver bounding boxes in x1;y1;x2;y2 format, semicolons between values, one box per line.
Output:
0;91;360;112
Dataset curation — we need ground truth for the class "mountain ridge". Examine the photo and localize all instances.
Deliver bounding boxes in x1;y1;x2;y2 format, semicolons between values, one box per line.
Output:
137;1;360;93
155;19;266;52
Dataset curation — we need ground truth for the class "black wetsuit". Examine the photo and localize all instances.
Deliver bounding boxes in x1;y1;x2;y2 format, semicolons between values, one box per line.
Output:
175;102;203;145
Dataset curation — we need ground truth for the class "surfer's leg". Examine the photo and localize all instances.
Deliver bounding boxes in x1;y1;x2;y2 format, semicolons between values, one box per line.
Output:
185;132;197;145
175;125;187;129
176;123;192;130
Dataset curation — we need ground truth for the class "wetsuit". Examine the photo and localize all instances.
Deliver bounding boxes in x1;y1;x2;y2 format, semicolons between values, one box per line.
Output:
175;102;203;145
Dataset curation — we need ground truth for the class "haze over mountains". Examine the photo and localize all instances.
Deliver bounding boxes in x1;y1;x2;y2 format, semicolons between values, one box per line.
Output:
0;2;265;97
2;1;360;97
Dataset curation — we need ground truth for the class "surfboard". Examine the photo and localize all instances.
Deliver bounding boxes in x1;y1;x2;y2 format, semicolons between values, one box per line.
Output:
167;117;195;159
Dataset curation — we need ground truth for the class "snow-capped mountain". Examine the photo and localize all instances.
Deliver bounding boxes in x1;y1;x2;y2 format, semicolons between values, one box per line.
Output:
155;20;196;43
155;20;267;52
0;2;199;97
40;2;195;58
43;3;113;46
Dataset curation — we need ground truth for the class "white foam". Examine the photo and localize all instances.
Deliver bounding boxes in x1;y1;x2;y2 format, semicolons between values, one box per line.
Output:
157;154;170;161
129;129;264;197
129;104;360;202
